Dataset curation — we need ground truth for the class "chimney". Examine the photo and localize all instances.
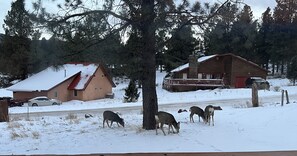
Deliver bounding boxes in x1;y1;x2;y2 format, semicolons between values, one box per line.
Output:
188;54;198;79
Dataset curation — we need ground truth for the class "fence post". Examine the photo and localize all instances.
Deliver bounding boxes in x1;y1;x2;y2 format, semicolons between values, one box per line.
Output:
285;90;290;104
252;83;259;107
0;100;9;122
281;90;284;106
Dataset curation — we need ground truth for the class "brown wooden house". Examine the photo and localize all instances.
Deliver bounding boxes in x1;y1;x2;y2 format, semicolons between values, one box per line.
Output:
163;53;269;92
7;63;116;102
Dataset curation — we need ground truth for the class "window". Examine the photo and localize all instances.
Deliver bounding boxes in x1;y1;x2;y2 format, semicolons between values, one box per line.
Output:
198;73;202;79
74;90;77;96
54;91;58;97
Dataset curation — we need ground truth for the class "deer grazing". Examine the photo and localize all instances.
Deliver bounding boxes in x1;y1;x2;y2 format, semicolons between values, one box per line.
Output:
189;106;205;123
103;110;125;128
155;111;180;136
204;105;222;126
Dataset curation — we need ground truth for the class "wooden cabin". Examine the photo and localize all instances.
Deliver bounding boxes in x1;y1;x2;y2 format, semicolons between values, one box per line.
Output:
163;53;268;92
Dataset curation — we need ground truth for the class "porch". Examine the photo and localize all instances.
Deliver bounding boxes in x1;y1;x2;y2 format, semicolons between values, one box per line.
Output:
162;78;225;92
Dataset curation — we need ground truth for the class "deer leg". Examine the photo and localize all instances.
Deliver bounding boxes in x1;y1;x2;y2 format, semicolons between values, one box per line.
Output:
103;119;105;128
160;123;166;136
190;113;194;123
171;125;176;134
110;121;113;127
106;120;111;127
168;124;172;134
155;122;159;135
212;115;214;126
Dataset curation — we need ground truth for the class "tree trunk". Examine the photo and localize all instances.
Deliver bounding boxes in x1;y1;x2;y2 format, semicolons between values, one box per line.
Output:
140;0;158;130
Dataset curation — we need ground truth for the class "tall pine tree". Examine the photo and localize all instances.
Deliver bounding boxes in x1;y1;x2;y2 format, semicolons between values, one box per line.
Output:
2;0;33;80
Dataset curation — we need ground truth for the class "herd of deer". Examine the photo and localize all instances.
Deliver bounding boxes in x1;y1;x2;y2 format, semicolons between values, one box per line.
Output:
102;105;222;136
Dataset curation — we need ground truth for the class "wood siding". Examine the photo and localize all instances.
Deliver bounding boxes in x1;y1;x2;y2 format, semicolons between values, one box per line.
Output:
165;54;268;91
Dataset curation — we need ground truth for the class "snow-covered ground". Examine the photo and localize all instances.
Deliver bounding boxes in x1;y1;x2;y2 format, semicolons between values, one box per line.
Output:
0;71;297;155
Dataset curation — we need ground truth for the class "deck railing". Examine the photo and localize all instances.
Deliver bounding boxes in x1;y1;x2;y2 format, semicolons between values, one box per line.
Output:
162;78;224;91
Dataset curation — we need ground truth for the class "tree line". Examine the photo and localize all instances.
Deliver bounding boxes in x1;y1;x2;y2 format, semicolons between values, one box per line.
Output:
1;0;297;129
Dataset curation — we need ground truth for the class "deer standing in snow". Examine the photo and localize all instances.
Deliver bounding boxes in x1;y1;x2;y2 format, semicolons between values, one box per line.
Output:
155;111;180;136
204;105;222;126
189;106;206;123
103;110;125;128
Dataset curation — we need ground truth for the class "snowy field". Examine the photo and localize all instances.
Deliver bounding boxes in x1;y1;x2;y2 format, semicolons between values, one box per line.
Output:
0;71;297;155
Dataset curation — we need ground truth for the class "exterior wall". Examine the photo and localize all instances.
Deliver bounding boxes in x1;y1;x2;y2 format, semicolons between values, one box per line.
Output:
13;76;77;102
11;66;114;102
170;54;268;90
230;57;267;88
47;76;76;102
13;91;47;101
81;67;113;101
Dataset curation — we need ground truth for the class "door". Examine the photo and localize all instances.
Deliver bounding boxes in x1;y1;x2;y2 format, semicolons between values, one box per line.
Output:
235;77;247;88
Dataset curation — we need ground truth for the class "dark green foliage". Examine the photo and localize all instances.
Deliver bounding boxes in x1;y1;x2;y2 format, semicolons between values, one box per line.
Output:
255;7;273;70
230;5;257;61
164;25;199;72
287;56;297;85
118;29;143;83
124;80;140;103
204;2;238;55
1;0;33;80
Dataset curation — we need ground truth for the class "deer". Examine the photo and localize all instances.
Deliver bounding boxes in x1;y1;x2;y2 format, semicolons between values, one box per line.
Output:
103;110;125;128
189;106;206;123
204;105;222;126
155;111;180;136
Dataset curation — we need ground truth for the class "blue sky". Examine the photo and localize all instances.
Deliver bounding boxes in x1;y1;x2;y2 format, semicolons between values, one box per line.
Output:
0;0;276;35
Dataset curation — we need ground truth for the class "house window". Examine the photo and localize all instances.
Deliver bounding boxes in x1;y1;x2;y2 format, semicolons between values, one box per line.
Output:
54;91;58;97
206;74;211;79
198;73;203;79
74;90;78;96
182;73;187;79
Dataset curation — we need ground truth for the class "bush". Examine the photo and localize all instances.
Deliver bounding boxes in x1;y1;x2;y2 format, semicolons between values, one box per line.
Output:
123;80;140;103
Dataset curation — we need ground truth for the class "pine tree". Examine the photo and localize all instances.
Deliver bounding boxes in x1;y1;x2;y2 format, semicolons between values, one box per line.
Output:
204;2;239;55
256;7;273;70
287;56;297;85
2;0;33;80
230;5;257;61
164;25;199;72
32;0;234;130
123;80;140;103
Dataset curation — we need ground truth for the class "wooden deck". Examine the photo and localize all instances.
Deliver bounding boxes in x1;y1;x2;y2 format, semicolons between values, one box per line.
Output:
163;78;225;91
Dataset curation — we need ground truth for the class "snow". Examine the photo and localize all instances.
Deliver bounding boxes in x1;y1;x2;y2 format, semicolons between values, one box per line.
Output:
1;71;297;155
6;63;98;91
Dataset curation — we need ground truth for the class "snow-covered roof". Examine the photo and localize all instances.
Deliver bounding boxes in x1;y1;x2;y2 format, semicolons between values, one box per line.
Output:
171;55;217;73
7;63;98;92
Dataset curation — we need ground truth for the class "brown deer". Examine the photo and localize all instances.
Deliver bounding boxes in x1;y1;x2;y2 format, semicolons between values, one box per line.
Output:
155;111;180;136
189;106;205;123
103;110;125;128
204;105;222;126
